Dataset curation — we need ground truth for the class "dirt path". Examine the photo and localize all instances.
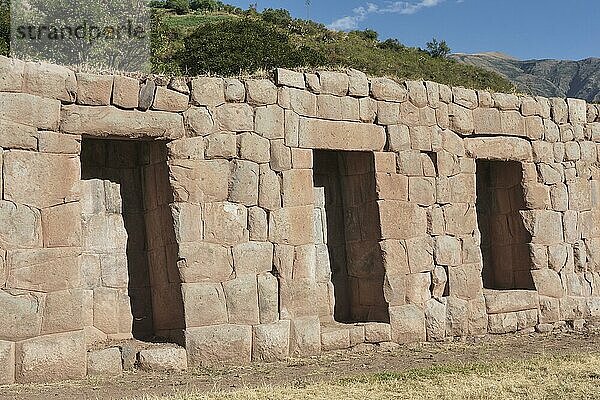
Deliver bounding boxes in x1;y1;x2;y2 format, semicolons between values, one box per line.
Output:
3;330;600;400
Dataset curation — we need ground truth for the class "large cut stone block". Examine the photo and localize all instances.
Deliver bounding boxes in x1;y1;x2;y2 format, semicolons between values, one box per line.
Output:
4;151;79;209
170;159;230;203
112;75;139;109
204;202;249;246
389;304;426;344
230;160;260;206
232;241;274;276
378;201;427;240
257;273;279;324
15;331;86;383
0;56;24;92
222;275;260;325
138;347;188;372
191;77;225;107
182;283;228;327
0;92;60;130
186;325;252;367
252;320;291;362
483;289;539;314
447;264;482;300
0;201;42;248
520;210;563;245
87;348;123;377
215;103;254;132
41;289;84;335
0;290;43;341
178;242;233;283
76;73;113;106
60;105;184;139
0;120;37;150
298;117;385;151
464;137;532;161
22;61;76;102
0;341;15;384
42;202;81;248
269;206;314;245
6;248;81;293
289;316;321;357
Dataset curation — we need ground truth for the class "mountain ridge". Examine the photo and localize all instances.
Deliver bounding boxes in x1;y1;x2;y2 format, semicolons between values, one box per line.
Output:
450;53;600;102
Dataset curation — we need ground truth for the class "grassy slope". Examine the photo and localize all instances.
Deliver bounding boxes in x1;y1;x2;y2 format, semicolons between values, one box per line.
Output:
144;354;600;400
155;10;514;92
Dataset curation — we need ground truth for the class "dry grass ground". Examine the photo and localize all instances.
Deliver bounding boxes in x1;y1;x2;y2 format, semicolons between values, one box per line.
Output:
147;354;600;400
3;329;600;400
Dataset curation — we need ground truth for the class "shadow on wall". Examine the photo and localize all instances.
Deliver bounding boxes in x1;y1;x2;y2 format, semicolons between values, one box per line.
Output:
313;150;389;324
80;138;185;343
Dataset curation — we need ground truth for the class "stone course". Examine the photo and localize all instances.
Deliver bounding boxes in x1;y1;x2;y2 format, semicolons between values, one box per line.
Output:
2;55;600;383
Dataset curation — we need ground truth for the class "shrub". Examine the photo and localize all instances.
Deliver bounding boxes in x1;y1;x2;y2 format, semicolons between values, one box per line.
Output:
261;8;292;27
190;0;223;12
180;18;325;76
166;0;190;15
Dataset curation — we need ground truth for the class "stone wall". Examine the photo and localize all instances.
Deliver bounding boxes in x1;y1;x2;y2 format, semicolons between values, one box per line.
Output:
1;55;600;383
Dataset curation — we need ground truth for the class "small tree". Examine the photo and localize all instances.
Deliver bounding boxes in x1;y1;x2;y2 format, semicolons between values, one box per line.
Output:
426;38;451;58
166;0;190;15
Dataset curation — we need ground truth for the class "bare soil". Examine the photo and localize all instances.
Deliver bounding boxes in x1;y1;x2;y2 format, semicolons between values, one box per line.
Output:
3;329;600;400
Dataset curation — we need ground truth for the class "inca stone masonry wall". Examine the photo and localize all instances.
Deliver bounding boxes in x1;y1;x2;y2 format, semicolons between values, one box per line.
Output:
1;55;600;383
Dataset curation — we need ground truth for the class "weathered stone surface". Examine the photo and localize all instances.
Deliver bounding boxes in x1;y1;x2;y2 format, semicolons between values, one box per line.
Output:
483;290;539;314
87;348;123;377
318;71;349;96
215;103;254;132
289;316;321;357
203;202;248;245
446;297;469;336
364;323;392;343
464;137;532;161
257;273;279;324
153;86;189;112
531;269;564;298
232;241;273;276
139;347;188;371
378;201;427;240
6;248;81;293
321;326;350;351
488;312;518;334
239;132;270;163
246;79;278;105
184;107;214;136
191;77;225;107
256;105;285;139
370;78;407;102
178;242;233;283
449;104;474;134
0;56;24;92
181;283;228;327
16;331;85;383
112;75;139;109
41;289;83;335
389;304;426;344
61;105;184;139
0;201;41;248
0;290;43;341
186;324;252;367
252;321;290;361
453;87;478;109
0;341;15;384
298;117;385;151
222;275;260;325
76;73;113;106
276;69;306;89
42;203;81;248
567;98;586;123
0;92;61;130
230;160;259;206
447;264;482;300
424;298;446;341
348;69;369;97
22;61;76;102
170;159;230;203
521;210;563;245
269;206;314;245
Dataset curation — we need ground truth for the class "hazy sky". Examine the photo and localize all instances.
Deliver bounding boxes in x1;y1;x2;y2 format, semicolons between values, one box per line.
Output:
226;0;599;60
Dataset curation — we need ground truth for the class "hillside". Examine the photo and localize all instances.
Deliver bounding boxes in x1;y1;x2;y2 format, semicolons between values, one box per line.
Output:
0;1;514;92
150;6;514;92
451;53;600;102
